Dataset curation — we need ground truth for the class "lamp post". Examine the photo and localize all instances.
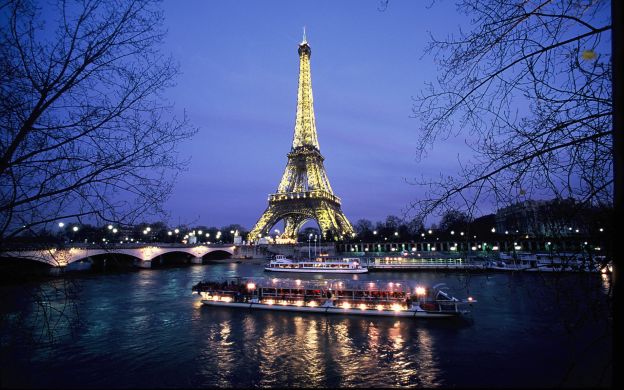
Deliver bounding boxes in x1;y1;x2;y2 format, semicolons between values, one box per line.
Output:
56;222;67;244
314;234;318;257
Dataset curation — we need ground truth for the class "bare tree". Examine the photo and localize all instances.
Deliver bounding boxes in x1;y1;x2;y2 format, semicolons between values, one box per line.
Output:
0;0;196;246
405;3;614;384
409;0;612;224
438;209;471;232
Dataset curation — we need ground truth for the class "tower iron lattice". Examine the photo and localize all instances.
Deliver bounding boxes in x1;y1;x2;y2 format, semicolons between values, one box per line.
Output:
248;33;354;243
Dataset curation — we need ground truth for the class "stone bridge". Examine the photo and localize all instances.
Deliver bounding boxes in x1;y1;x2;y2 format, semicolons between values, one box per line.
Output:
1;244;236;269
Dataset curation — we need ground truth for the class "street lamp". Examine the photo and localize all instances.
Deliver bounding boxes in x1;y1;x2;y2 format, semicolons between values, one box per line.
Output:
72;226;79;232
58;222;65;228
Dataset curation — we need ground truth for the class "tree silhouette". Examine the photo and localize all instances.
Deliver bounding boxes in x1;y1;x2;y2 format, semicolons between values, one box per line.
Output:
0;0;196;246
410;0;612;225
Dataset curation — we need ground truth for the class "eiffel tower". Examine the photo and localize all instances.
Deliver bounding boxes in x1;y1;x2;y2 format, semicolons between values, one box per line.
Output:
249;31;354;243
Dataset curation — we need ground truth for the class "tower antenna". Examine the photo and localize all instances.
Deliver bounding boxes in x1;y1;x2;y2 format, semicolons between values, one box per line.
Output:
302;26;307;44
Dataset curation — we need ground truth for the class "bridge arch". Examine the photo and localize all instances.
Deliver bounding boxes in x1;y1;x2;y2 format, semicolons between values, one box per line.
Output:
0;245;236;267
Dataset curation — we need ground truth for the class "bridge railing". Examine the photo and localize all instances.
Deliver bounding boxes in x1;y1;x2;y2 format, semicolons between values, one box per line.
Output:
1;242;236;251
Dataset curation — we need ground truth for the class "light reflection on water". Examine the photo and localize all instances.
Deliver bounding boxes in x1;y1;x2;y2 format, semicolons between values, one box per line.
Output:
0;261;613;388
192;307;445;387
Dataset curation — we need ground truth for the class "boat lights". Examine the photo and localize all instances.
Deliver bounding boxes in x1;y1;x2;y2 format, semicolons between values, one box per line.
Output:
279;300;288;305
467;296;474;302
266;299;275;305
376;304;384;311
358;303;367;311
212;295;220;301
342;302;351;309
295;279;301;286
295;301;304;307
391;303;403;312
308;301;318;307
247;283;256;290
221;296;233;303
416;287;426;296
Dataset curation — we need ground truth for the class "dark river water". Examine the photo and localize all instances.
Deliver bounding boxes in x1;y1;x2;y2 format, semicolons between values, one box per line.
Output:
0;260;613;388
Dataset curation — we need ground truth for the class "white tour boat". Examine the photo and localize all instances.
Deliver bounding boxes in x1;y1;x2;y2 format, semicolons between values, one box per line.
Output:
192;278;475;318
264;255;368;274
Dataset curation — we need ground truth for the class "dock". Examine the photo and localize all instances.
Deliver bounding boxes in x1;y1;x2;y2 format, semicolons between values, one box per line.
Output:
360;256;487;271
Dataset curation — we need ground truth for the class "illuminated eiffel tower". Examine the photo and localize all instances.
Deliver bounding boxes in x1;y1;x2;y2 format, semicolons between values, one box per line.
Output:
249;31;354;243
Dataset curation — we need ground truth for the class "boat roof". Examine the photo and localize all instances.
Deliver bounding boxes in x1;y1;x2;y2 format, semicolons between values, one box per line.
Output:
245;277;438;293
269;259;361;265
271;259;293;264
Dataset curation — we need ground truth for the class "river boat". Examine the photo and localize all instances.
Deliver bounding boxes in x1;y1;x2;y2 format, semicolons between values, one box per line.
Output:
264;255;368;274
487;252;607;272
192;277;475;318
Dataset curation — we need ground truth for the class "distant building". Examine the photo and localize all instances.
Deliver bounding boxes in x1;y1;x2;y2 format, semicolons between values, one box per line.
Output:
495;198;580;236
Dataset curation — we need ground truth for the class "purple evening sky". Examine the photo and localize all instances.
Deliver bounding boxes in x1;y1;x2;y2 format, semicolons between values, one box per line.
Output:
160;0;474;230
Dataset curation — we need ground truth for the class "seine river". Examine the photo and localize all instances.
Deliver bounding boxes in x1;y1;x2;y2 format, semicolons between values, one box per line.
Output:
0;260;613;388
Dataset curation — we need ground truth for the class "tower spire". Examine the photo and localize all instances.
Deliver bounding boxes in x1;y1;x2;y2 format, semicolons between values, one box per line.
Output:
293;28;317;150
